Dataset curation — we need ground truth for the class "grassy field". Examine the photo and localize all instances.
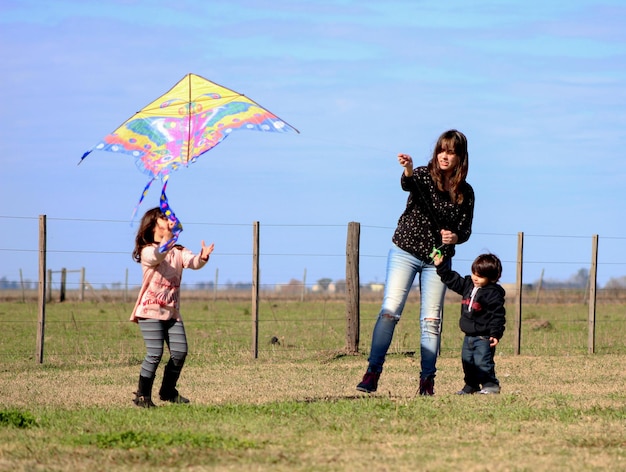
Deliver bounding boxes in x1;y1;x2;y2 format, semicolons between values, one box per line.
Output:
1;299;625;471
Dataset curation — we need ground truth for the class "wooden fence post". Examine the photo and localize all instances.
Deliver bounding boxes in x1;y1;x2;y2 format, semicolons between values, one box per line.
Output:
80;267;86;302
514;232;523;355
345;222;360;354
20;268;26;303
251;221;260;359
534;268;544;304
213;267;219;303
301;268;307;302
37;215;47;364
124;268;128;303
46;269;52;302
59;268;67;302
588;234;598;354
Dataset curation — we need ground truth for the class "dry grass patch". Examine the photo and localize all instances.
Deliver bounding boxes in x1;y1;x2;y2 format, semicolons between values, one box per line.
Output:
1;354;626;471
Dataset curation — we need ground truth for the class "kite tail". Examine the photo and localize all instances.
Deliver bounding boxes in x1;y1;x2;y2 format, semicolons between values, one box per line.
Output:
130;178;157;223
158;176;183;253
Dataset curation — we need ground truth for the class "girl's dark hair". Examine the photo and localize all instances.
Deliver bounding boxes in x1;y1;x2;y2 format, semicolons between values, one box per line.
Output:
471;253;502;283
427;129;469;204
132;207;166;263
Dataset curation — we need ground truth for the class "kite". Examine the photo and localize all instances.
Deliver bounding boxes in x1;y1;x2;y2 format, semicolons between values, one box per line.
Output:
80;73;299;250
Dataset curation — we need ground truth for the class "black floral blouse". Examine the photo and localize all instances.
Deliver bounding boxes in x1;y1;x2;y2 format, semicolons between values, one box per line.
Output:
391;166;474;263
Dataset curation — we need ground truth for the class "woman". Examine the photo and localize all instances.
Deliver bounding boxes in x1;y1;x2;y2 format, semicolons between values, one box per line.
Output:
357;129;474;395
131;207;214;407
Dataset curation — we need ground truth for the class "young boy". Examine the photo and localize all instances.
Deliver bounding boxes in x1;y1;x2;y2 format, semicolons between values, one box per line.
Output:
432;252;506;394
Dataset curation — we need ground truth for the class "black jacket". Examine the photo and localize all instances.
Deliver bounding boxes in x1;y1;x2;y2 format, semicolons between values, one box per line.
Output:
437;263;506;339
392;167;474;263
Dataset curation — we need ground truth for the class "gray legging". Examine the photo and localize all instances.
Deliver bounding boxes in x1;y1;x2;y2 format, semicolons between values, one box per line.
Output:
137;318;188;379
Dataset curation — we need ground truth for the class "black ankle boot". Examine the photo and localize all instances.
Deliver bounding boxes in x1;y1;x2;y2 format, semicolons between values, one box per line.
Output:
159;360;189;403
419;376;435;396
356;370;381;393
133;375;156;408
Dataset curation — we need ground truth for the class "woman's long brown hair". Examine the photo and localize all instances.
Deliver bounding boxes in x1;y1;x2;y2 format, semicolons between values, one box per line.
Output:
427;129;469;204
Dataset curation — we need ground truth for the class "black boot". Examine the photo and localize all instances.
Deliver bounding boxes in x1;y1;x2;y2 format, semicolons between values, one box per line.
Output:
356;370;381;393
419;376;435;396
159;360;189;403
133;375;156;408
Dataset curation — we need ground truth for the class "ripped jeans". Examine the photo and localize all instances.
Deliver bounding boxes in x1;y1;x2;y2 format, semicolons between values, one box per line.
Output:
367;244;447;379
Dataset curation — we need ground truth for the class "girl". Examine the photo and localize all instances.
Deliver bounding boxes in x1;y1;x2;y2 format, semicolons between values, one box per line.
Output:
131;207;214;407
357;129;474;395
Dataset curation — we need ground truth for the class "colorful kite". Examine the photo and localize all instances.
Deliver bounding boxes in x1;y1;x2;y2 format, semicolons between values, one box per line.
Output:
80;73;299;250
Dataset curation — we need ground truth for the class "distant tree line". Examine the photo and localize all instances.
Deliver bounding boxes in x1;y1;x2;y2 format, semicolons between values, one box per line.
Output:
0;277;35;290
534;268;626;290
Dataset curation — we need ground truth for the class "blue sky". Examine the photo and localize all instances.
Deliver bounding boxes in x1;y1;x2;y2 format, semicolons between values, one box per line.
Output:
1;0;625;289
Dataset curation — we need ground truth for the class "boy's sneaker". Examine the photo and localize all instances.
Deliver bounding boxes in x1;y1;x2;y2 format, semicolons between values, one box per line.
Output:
356;372;380;393
478;385;501;395
133;393;156;408
456;385;479;395
419;376;435;396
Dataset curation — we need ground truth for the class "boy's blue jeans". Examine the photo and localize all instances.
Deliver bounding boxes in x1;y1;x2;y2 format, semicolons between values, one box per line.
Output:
367;244;447;379
461;335;499;389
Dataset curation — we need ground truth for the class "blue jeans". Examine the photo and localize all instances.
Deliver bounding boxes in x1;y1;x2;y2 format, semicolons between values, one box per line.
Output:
367;244;447;379
461;335;499;389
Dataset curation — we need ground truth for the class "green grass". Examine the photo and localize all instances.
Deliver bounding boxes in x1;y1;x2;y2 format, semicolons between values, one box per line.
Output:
2;298;625;364
1;299;626;471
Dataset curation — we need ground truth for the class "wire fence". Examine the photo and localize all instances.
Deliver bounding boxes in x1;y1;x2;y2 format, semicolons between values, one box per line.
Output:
2;294;626;364
3;215;626;293
1;215;625;361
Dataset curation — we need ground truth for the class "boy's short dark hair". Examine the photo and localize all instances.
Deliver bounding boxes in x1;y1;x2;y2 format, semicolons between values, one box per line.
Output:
471;253;502;283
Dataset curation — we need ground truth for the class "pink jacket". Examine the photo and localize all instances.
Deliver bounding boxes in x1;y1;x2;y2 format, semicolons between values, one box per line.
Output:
130;244;207;322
